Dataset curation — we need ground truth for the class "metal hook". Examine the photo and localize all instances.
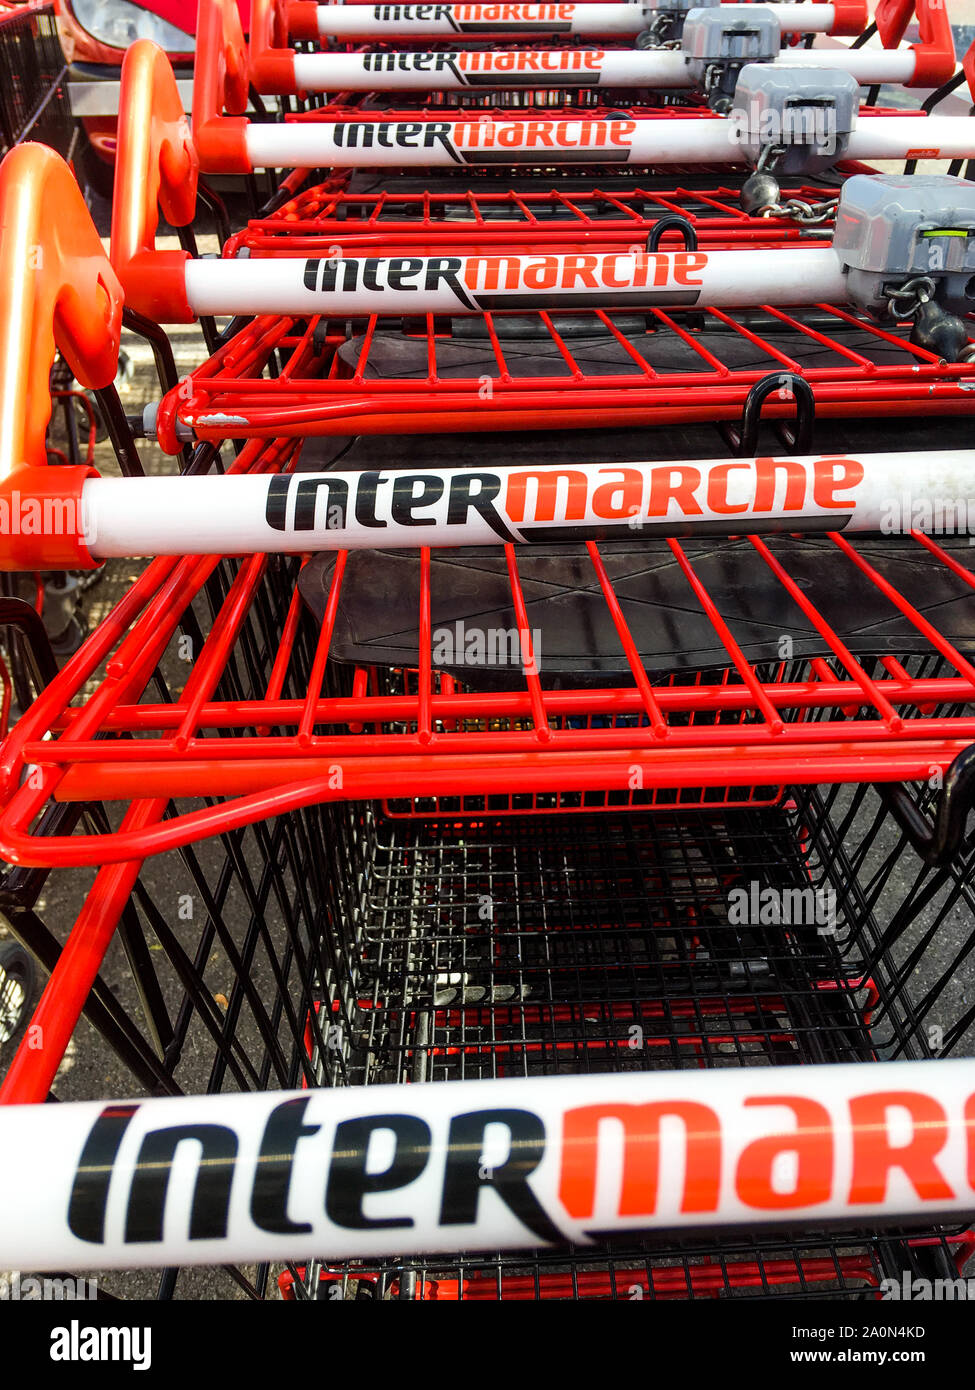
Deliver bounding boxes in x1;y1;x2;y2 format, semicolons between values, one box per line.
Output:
877;745;975;869
645;215;699;253
721;372;816;458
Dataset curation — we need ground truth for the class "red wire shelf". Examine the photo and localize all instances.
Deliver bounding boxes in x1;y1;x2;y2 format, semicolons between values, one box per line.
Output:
4;443;975;865
154;298;975;450
227;180;838;256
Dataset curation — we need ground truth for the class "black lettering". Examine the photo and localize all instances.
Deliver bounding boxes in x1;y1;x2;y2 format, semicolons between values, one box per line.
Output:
251;1097;321;1236
125;1124;238;1243
424;255;465;298
325;1114;431;1229
303;259;356;294
294;476;349;531
265;474;290;531
423;121;454;151
67;1104;139;1244
439;1108;562;1244
363;259;384;292
447;472;513;540
387;257;424;292
397;122;422;147
354;471;388;528
392;473;444;526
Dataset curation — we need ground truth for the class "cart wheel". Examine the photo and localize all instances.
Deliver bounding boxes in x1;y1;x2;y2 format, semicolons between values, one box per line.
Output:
0;942;36;1045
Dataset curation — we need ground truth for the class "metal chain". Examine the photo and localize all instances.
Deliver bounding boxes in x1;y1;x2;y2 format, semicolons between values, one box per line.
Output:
885;276;937;321
758;196;839;225
749;147;839;224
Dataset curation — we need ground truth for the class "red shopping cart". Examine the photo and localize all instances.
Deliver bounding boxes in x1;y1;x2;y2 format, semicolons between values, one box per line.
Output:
2;6;975;1306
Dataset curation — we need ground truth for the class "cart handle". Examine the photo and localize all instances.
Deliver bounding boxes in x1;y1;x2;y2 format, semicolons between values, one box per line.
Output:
875;0;955;89
0;143;121;570
111;40;198;324
252;0;955;95
193;0;251;174
250;0;296;94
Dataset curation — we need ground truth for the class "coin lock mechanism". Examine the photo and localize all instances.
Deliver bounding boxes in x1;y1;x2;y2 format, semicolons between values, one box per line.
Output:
834;175;975;361
682;6;782;110
636;0;718;50
733;64;859;220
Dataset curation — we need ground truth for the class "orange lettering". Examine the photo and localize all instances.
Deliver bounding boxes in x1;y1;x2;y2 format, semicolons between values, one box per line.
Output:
848;1091;953;1205
735;1096;833;1210
602;253;631;290
523;256;559;291
560;1101;721;1219
505;469;588;523
674;252;708;287
562;255;599;290
753;456;807;513
647;465;704;518
813;455;864;511
706;462;751;515
591;468;643;520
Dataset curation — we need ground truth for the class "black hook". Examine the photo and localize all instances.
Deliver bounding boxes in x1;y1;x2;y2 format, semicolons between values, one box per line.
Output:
877;745;975;869
645;215;698;253
722;372;816;458
0;597;58;690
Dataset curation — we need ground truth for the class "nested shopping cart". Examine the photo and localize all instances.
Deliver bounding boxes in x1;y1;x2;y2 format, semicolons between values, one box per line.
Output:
4;0;975;1300
108;0;975;452
3;122;975;1297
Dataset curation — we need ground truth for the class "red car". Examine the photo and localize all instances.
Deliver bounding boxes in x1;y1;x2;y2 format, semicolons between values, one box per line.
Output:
55;0;249;191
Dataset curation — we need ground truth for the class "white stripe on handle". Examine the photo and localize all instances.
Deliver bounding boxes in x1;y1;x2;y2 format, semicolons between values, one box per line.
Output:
244;114;975;169
182;246;847;316
288;46;915;92
313;2;839;38
1;1061;974;1269
79;451;975;556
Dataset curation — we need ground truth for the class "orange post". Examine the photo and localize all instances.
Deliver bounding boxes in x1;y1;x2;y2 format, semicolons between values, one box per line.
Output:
0;144;121;570
111;40;199;323
875;0;956;88
193;0;251;173
249;0;298;94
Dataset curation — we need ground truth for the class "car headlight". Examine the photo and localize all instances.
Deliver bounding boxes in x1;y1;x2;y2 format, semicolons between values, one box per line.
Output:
70;0;195;52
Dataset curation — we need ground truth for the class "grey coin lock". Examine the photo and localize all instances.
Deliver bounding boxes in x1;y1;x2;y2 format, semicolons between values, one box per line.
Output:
730;65;860;176
834;175;975;320
683;6;782;107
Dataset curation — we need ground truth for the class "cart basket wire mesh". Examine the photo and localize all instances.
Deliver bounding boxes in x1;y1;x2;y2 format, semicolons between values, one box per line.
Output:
0;2;72;160
3;549;975;1298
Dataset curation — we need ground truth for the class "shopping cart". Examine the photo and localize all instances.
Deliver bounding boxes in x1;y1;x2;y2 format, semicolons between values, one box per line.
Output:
240;0;952;98
3;6;975;1305
191;0;959;168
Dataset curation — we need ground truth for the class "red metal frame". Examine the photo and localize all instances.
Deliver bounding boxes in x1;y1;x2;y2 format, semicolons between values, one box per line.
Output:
278;1253;885;1299
276;1225;975;1300
224;179;848;257
3;472;975;866
248;0;954;92
152;299;975;452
